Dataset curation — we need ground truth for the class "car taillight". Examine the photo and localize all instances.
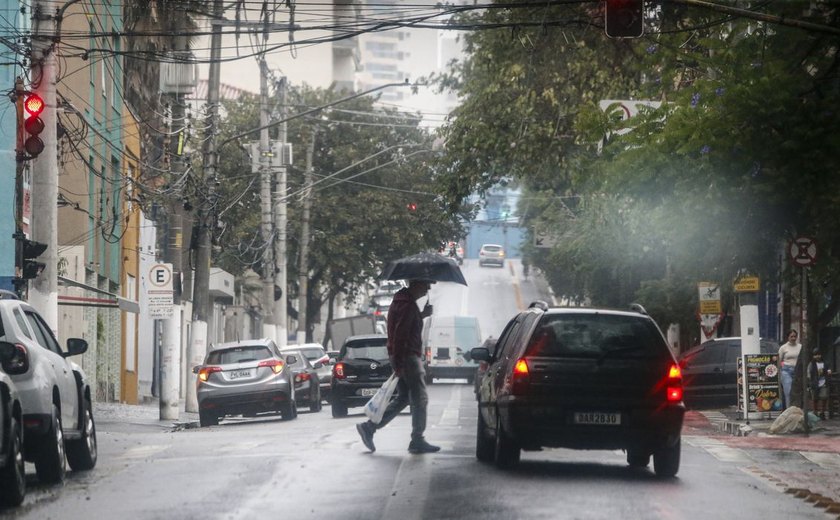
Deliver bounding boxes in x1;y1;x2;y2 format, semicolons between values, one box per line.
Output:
3;343;30;375
425;347;431;362
511;358;529;395
198;366;222;382
666;363;683;402
295;372;311;384
333;362;345;379
479;250;485;256
258;359;285;374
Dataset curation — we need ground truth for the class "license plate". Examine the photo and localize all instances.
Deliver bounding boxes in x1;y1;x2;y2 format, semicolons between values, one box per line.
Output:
573;412;621;426
360;388;377;397
228;369;253;380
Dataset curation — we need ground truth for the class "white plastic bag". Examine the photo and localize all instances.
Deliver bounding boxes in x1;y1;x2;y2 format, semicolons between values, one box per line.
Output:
769;406;805;434
364;374;399;424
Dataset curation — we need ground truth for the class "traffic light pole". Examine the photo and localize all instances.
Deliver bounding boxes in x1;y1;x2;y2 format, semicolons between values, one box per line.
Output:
258;59;277;341
28;1;59;331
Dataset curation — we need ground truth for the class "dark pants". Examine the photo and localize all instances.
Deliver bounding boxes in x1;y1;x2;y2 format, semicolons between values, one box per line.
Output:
372;355;428;441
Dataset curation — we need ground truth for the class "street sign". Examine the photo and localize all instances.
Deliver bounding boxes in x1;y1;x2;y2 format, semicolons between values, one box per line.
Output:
533;228;557;249
734;276;760;292
146;263;174;319
788;236;817;266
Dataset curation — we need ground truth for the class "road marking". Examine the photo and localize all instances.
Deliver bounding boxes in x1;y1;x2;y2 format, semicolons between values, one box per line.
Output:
116;444;170;460
438;385;462;426
800;451;840;469
381;456;434;520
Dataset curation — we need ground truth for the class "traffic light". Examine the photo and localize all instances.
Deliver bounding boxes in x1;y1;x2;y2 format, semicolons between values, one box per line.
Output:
22;93;45;158
605;0;644;38
14;233;47;286
407;202;417;211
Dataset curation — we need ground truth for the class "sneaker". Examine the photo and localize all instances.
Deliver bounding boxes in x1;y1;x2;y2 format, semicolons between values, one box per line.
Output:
356;422;376;453
408;439;440;454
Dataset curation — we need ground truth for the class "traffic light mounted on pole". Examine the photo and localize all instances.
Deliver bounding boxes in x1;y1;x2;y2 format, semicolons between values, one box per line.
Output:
22;92;46;158
605;0;645;39
13;232;47;295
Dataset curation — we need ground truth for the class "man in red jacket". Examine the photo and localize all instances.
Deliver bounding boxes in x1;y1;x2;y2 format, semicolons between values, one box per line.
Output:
356;279;440;454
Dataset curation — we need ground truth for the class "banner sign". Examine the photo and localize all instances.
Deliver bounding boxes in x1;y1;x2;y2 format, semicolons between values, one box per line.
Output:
737;354;782;415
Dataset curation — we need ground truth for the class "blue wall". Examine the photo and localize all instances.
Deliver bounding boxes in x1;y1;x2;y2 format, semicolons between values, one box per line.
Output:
0;2;26;291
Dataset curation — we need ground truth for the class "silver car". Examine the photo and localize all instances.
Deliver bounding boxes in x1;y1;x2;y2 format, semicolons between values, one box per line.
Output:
0;291;96;485
195;338;298;426
478;243;505;267
286;343;331;402
0;341;25;506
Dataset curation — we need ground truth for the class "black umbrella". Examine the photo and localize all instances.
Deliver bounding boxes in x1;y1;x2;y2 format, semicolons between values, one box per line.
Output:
380;252;468;286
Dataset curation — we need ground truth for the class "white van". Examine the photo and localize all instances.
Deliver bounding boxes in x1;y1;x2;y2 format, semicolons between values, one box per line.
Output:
422;315;482;384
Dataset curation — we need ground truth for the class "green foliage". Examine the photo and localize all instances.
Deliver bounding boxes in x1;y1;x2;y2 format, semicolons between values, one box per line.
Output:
212;86;462;329
438;2;840;338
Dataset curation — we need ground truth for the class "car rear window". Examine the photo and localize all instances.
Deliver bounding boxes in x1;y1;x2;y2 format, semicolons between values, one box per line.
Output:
482;245;501;252
207;345;273;365
299;348;325;361
525;313;668;359
342;340;389;361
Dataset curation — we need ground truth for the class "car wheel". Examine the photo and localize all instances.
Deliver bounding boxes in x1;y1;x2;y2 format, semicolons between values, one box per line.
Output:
331;400;348;418
35;403;66;484
653;438;681;478
475;408;494;463
66;398;97;471
626;449;650;468
494;415;520;469
199;410;219;427
0;415;25;507
281;401;297;421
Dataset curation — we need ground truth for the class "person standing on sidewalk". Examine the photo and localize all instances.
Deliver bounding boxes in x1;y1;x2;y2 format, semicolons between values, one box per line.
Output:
809;349;831;419
356;279;440;454
778;330;802;409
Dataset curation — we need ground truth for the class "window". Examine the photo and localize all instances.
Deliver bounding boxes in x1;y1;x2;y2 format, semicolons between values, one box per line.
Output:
341;340;389;361
494;316;524;362
24;311;63;355
12;308;32;339
529;314;667;358
207;345;272;365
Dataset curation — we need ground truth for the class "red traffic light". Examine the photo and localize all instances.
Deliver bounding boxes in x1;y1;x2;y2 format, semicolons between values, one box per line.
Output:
605;0;644;38
407;202;417;211
24;94;44;116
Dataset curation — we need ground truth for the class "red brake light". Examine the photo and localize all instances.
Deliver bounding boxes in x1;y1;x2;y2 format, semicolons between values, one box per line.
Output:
511;358;530;395
3;343;30;375
294;372;311;383
333;362;345;379
198;366;222;382
258;359;284;374
666;363;683;402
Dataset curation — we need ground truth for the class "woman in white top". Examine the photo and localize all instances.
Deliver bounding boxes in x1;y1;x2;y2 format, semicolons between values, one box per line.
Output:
778;330;802;409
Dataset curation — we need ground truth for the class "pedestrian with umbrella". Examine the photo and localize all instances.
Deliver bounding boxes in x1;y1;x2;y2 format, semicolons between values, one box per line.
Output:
356;252;467;454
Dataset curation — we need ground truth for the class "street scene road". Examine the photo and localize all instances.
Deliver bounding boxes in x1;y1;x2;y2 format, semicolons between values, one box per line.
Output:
4;260;839;520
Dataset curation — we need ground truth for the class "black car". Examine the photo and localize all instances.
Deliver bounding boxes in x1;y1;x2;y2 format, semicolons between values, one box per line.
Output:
280;348;323;413
471;302;685;477
330;334;394;418
0;341;25;507
678;337;780;408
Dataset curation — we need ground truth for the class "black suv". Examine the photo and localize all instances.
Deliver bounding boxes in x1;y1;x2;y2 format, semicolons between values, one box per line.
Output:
330;334;395;418
678;337;779;407
471;302;685;477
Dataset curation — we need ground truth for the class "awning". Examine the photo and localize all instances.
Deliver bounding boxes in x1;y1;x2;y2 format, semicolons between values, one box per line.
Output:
58;276;140;313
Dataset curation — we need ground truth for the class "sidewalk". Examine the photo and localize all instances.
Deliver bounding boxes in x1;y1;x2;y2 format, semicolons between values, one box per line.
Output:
93;399;199;431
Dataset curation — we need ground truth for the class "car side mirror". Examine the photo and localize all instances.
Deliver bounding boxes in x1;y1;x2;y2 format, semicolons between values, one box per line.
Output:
286;355;298;365
65;338;88;357
192;366;201;374
470;347;491;362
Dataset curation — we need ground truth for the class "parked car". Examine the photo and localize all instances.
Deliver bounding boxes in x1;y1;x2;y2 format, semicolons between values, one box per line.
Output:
330;334;395;418
478;244;505;267
678;337;780;408
0;341;25;506
279;347;323;412
471;301;685;476
286;343;331;403
0;290;96;484
195;338;298;426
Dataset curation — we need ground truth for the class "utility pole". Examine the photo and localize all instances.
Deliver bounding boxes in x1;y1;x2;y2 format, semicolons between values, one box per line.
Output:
28;0;59;331
297;129;315;342
187;0;223;413
274;77;288;347
259;59;276;341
